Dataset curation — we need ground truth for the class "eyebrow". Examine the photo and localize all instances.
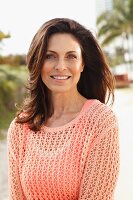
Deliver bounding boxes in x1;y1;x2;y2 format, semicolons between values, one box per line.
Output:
46;50;77;54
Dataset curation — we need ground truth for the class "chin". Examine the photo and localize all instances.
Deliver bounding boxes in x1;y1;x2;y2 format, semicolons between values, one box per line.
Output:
49;86;74;93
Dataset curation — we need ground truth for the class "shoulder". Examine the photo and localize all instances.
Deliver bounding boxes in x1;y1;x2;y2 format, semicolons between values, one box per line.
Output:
97;100;117;123
8;117;21;133
85;99;118;128
7;118;21;140
7;115;28;143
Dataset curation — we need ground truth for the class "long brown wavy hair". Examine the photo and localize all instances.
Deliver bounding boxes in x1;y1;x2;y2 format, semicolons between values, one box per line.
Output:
16;18;115;131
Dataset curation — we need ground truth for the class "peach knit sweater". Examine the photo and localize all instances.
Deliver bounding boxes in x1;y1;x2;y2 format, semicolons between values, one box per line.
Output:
7;99;120;200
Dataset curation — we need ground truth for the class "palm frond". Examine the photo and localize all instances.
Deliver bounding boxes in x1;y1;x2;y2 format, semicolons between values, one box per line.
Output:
102;31;122;46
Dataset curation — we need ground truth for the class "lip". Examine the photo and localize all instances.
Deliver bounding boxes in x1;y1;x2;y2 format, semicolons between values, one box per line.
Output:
50;75;71;82
50;75;71;79
50;75;71;76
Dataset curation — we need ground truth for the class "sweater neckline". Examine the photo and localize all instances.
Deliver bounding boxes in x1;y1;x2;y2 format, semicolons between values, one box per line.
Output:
41;99;96;131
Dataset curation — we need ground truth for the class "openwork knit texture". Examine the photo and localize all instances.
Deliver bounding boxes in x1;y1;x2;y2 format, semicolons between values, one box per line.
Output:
7;99;120;200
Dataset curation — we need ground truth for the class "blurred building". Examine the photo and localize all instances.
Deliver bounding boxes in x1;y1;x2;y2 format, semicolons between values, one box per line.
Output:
95;0;133;81
95;0;127;17
95;0;113;18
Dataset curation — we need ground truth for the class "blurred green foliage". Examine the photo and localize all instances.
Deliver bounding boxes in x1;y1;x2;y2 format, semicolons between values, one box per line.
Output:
96;0;133;67
0;30;10;41
0;65;28;134
97;0;133;46
0;54;26;66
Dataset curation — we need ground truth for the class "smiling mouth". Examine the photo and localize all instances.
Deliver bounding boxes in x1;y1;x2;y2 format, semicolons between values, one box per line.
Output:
50;76;71;80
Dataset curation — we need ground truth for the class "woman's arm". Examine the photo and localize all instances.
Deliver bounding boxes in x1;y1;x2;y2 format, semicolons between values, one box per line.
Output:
78;110;120;200
7;119;26;200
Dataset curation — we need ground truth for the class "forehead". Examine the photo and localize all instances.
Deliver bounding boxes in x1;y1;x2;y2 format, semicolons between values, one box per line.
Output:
47;33;82;53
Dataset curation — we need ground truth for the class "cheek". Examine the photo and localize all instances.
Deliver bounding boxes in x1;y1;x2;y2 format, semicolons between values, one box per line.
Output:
71;63;83;73
41;64;51;76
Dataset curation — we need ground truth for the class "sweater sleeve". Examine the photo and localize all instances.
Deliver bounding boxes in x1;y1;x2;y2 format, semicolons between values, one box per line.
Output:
7;119;26;200
78;109;120;200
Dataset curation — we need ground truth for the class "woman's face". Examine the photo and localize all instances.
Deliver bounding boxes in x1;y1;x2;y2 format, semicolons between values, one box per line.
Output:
41;33;84;93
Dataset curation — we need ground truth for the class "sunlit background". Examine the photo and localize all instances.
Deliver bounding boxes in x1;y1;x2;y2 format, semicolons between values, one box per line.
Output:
0;0;96;55
0;0;133;199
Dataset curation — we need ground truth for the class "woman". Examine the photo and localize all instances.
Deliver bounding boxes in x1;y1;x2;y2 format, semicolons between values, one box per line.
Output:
7;18;120;200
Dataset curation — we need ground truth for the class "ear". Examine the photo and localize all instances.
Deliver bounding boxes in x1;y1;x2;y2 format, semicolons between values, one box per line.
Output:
81;65;84;72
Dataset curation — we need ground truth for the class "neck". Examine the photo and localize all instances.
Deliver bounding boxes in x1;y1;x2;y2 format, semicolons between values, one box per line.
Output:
50;89;86;117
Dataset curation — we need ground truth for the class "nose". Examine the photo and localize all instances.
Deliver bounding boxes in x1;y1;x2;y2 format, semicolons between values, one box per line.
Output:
54;58;67;71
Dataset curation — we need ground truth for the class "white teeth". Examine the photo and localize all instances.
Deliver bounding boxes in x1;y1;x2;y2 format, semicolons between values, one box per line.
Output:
52;76;70;80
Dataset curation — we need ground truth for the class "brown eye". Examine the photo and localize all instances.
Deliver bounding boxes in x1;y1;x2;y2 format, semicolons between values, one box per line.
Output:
67;54;77;59
45;54;55;59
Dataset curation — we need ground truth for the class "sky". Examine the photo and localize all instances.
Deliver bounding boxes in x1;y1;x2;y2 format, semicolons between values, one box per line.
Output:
0;0;96;55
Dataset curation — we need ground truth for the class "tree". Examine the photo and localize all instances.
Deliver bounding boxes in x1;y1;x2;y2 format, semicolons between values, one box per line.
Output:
0;30;10;52
96;0;133;77
96;0;133;46
0;30;10;41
